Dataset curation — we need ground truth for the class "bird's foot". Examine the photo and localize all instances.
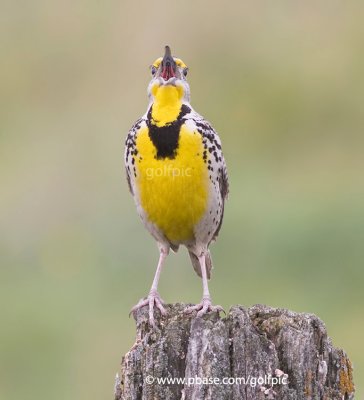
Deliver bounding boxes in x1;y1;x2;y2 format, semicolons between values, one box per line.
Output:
184;296;225;318
130;290;167;327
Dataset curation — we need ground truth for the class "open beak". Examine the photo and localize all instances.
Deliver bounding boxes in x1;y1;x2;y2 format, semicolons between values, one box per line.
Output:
160;45;176;81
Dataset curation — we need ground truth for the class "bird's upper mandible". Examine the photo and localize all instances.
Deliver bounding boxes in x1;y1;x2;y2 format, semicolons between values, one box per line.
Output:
150;45;189;81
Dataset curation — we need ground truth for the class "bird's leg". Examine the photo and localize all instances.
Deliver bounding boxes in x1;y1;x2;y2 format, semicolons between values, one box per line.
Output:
185;252;224;317
130;246;168;327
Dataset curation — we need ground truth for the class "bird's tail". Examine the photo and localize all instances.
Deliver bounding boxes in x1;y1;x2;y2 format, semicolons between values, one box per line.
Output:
188;250;213;280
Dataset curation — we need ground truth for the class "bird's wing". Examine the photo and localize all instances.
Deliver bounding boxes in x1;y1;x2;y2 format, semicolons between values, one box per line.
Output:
124;118;144;196
187;113;229;242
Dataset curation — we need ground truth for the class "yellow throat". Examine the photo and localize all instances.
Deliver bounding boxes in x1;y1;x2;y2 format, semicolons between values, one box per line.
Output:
150;84;184;126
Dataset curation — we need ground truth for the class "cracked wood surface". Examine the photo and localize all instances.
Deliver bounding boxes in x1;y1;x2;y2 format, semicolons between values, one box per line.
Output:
115;303;355;400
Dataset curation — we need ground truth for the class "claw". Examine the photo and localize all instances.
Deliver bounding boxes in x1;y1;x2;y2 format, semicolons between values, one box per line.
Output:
185;296;224;317
129;291;167;326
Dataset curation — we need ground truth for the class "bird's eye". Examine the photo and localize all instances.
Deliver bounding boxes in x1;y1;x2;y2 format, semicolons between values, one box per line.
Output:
150;65;157;76
183;68;188;77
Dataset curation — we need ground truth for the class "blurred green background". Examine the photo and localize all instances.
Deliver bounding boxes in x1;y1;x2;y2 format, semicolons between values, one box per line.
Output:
1;1;363;399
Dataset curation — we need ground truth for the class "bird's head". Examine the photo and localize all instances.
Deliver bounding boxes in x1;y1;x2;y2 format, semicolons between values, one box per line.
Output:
147;46;190;103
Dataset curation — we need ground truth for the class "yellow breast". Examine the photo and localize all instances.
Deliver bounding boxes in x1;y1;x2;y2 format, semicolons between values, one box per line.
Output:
135;124;208;242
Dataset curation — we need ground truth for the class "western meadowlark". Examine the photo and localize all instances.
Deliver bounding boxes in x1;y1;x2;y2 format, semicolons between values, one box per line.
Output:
125;46;229;326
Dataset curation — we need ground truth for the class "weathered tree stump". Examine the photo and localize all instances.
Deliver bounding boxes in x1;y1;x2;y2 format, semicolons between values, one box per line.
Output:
114;303;355;400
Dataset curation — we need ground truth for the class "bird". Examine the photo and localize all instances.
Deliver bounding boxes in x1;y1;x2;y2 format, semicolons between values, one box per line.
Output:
124;45;229;326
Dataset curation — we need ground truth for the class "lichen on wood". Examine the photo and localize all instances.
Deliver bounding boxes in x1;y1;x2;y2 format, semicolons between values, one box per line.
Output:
115;303;355;400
